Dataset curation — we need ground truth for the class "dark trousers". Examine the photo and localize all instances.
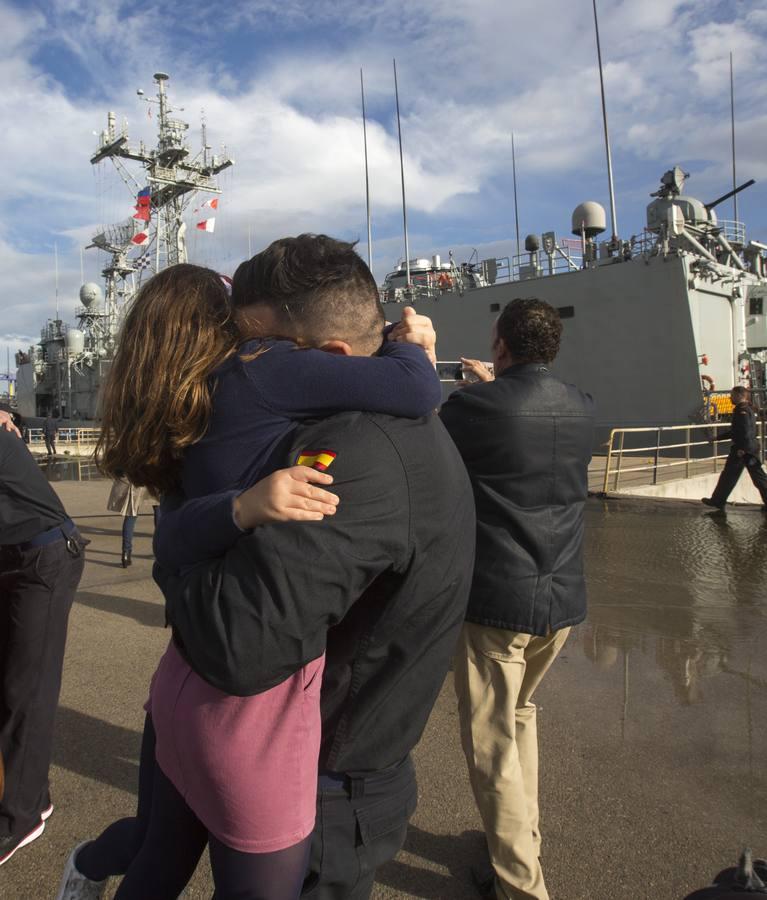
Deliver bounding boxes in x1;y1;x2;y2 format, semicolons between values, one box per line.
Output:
302;757;418;899
711;450;767;506
44;437;56;456
0;534;84;837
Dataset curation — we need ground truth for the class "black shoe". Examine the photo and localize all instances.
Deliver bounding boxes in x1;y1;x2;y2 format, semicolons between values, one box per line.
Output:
0;821;46;867
702;497;725;509
470;865;496;899
121;551;131;568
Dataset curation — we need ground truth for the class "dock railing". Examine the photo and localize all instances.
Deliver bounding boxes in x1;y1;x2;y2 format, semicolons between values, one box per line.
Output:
26;427;101;457
602;420;766;494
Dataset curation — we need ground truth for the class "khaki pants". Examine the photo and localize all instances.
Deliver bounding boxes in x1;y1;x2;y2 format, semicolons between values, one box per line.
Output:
454;623;570;900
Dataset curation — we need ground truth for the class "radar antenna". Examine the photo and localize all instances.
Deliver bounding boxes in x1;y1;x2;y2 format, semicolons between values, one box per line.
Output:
89;72;234;327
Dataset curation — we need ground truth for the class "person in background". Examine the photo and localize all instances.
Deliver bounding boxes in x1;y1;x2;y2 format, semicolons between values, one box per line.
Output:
440;298;594;900
703;385;767;510
0;410;86;867
43;414;58;457
107;479;146;568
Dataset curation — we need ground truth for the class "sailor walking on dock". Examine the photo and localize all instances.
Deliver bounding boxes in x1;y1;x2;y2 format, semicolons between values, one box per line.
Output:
43;415;58;457
703;386;767;510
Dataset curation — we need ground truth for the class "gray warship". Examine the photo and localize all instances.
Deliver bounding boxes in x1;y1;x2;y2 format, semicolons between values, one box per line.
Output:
380;166;767;436
15;73;232;421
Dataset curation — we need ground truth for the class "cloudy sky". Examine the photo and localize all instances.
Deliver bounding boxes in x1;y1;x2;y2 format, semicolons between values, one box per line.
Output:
1;0;766;376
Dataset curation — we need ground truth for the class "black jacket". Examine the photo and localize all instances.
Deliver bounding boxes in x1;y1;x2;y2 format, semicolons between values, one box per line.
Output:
718;402;761;457
158;411;475;774
0;429;67;545
439;363;594;636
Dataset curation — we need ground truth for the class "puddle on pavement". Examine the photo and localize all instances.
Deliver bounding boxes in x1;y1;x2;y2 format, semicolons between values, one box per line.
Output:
553;497;767;836
582;497;767;677
37;457;104;482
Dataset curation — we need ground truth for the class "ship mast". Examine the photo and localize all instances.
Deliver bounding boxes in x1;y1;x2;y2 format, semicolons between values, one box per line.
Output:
88;72;233;328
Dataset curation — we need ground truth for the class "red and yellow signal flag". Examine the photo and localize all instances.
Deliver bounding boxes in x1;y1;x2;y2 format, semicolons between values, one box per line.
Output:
296;449;337;471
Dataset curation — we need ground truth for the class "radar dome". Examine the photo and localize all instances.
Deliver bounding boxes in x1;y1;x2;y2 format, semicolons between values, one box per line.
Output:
79;282;103;308
524;234;540;252
571;202;607;238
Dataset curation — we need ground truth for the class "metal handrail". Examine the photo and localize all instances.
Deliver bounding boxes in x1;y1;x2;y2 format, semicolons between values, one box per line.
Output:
26;427;101;457
602;420;765;494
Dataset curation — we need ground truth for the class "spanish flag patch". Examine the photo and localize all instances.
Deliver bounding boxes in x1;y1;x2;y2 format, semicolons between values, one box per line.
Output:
296;449;337;471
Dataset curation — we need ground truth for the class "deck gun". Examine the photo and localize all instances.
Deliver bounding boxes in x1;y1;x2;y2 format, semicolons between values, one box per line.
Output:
705;179;756;212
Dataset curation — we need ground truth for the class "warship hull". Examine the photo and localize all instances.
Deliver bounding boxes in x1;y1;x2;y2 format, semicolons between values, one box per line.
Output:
15;359;110;421
384;251;764;442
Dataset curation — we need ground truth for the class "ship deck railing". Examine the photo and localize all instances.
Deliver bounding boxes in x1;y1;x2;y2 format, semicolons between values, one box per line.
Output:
602;421;766;494
26;427;101;457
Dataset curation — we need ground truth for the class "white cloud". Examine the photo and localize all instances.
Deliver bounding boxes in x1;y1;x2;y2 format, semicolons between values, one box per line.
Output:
1;0;767;383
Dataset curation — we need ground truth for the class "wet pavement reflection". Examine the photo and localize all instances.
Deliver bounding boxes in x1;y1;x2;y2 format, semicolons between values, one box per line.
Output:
541;497;767;876
37;457;104;482
581;497;767;703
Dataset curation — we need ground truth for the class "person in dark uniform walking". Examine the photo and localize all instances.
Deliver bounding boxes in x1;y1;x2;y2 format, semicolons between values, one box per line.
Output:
43;414;59;456
0;417;86;867
703;386;767;510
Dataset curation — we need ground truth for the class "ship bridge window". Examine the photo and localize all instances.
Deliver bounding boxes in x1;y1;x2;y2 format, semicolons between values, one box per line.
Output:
557;306;575;319
750;297;764;316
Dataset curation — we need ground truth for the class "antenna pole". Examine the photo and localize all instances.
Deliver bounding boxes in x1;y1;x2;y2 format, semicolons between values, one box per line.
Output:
202;110;208;168
393;59;411;288
54;243;60;320
361;68;373;271
511;132;521;262
730;52;738;222
592;0;618;241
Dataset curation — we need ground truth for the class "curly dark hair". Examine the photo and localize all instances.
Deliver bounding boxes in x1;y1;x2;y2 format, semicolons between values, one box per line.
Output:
495;298;562;364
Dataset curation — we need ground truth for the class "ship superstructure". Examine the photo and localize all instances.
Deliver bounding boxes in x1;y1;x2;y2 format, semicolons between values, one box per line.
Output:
15;73;233;420
382;167;767;439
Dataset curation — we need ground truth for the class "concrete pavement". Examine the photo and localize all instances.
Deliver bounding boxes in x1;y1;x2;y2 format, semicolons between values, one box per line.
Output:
2;481;766;900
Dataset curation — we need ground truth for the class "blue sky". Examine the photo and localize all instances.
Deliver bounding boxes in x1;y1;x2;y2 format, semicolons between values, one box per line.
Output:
1;0;766;374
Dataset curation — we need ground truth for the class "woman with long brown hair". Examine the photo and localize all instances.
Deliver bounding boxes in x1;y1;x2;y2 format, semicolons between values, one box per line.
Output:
57;252;440;900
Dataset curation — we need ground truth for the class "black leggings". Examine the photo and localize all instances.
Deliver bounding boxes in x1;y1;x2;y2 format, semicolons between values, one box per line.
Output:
76;715;311;900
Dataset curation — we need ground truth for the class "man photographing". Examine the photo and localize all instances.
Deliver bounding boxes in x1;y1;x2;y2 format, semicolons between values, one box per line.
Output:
440;298;594;900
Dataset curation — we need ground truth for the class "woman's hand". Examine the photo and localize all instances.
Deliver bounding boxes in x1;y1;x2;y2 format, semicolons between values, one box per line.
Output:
460;357;494;383
232;466;340;530
388;307;437;366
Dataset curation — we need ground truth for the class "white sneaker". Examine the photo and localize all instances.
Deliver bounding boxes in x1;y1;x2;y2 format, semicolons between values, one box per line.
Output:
55;842;106;900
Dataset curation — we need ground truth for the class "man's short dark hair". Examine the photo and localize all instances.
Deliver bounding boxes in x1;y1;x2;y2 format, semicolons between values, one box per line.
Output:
232;234;384;352
496;298;563;364
732;385;748;401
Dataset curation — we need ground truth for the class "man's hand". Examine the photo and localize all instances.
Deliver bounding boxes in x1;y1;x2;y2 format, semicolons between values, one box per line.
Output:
388;307;437;366
460;358;494;383
232;466;339;530
0;410;21;438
